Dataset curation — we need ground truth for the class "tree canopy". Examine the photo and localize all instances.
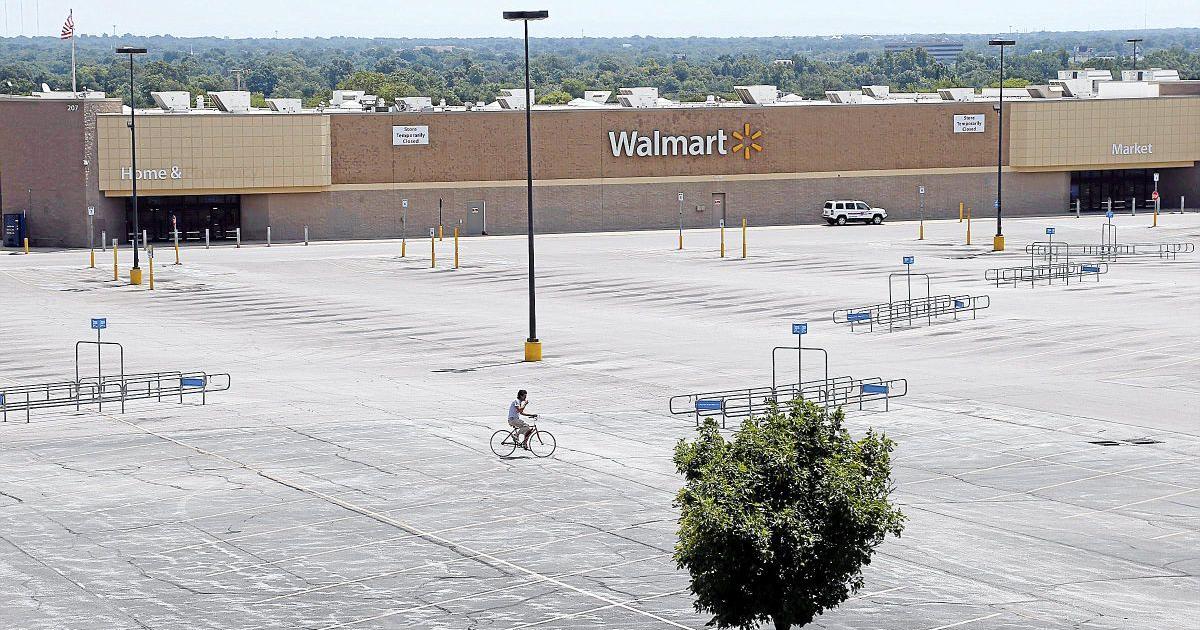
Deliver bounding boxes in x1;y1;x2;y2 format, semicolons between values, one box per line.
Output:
3;30;1200;107
673;401;905;629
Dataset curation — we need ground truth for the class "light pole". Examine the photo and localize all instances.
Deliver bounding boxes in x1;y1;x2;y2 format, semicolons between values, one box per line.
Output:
988;38;1015;252
503;9;549;362
117;45;147;284
1126;38;1143;72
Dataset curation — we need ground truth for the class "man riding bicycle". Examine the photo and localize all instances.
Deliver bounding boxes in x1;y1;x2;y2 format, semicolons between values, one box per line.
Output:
508;389;538;450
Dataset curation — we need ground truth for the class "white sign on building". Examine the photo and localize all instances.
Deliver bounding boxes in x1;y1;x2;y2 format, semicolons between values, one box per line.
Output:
953;114;986;133
392;125;430;146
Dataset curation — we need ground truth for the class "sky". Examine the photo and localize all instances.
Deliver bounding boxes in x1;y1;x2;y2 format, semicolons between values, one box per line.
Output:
0;0;1195;39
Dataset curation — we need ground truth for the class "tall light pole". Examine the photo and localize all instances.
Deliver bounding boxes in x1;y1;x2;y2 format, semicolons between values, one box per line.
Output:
503;9;548;362
988;38;1015;252
1126;38;1143;72
117;46;147;284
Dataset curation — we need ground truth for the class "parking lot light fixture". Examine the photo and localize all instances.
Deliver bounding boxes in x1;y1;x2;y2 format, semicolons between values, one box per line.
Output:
988;38;1015;252
504;10;549;362
116;45;148;284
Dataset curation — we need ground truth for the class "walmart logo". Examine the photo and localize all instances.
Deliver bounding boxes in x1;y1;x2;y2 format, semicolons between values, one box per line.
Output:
607;123;764;159
731;123;763;160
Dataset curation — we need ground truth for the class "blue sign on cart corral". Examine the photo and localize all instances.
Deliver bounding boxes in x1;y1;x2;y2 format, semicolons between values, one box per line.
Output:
862;383;889;394
695;399;723;411
1046;227;1055;235
1106;210;1114;219
1082;265;1100;273
903;256;914;265
90;318;107;330
792;323;808;335
848;312;871;322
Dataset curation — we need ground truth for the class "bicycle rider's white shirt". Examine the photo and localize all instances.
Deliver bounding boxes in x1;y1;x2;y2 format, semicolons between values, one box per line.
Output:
508;400;524;422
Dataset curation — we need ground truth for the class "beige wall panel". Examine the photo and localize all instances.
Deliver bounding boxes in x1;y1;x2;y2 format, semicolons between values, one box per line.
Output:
98;113;331;194
1009;98;1200;169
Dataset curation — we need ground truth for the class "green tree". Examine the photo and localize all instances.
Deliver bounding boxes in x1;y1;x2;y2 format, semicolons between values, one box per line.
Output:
536;90;573;104
673;401;905;630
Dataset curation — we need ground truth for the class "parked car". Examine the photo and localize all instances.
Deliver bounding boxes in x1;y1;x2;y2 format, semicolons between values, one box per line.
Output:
822;200;887;225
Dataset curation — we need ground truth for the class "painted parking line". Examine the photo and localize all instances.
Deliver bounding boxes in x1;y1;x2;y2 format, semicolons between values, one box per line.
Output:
1047;340;1197;370
503;588;691;630
307;553;686;630
980;460;1194;502
925;612;1003;630
255;520;668;605
1063;488;1200;520
205;500;611;577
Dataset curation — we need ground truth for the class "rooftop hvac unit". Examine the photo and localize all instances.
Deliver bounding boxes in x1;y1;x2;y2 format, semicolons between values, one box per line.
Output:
331;90;365;105
151;91;191;112
497;89;533;110
1057;68;1113;82
734;85;780;104
396;97;434;111
151;90;190;111
617;87;658;108
266;98;301;113
825;90;863;104
1025;85;1064;99
583;90;612;104
1120;68;1180;82
937;87;975;102
861;85;890;99
208;91;252;113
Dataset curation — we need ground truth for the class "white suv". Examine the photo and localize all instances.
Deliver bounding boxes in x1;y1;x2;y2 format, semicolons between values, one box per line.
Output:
822;200;887;225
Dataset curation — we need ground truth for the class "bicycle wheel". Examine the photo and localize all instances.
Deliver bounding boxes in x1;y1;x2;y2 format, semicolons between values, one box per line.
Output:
528;429;556;458
490;429;517;457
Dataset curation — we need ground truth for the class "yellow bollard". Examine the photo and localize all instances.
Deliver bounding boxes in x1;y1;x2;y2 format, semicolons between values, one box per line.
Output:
113;240;119;280
438;224;444;241
401;237;406;257
919;220;925;240
966;207;972;245
430;230;436;268
741;218;747;258
720;222;726;258
453;227;460;269
1153;205;1159;227
89;248;95;269
23;237;29;254
678;229;683;251
959;201;964;222
174;242;180;265
148;248;155;291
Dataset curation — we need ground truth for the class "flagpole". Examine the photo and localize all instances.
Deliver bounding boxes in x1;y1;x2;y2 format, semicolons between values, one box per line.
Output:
70;28;76;94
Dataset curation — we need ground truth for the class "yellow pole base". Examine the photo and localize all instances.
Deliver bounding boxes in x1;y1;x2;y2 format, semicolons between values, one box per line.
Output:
23;237;29;254
993;235;1005;251
89;250;95;268
919;221;925;240
129;267;143;285
524;340;543;362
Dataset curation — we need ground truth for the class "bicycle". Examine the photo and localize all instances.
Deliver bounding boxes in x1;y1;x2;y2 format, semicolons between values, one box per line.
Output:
490;422;556;458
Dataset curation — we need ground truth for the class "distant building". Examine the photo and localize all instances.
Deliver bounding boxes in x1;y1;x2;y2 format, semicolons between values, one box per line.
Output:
884;41;965;65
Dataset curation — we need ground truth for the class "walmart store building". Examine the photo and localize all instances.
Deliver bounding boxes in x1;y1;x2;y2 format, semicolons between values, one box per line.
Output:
3;75;1200;248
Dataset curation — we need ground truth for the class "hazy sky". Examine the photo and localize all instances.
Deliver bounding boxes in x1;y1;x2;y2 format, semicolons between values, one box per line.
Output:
0;0;1193;39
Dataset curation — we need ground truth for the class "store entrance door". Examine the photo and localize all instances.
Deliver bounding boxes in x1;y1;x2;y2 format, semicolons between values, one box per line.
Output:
127;195;241;242
1071;169;1154;212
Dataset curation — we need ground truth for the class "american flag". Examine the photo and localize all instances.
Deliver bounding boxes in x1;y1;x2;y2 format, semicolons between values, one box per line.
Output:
61;11;75;40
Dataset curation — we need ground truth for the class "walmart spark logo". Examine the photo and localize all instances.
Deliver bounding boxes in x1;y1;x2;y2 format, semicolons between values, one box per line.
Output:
731;123;763;160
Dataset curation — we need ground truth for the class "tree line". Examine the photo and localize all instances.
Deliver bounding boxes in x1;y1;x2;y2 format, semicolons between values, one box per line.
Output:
2;30;1200;108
